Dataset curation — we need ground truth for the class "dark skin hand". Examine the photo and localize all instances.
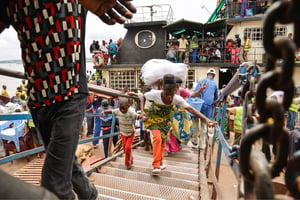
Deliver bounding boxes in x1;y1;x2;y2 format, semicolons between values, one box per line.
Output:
0;0;137;33
79;0;137;25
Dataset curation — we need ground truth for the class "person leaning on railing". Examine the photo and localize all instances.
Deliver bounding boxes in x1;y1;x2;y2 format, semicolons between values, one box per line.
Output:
0;0;136;199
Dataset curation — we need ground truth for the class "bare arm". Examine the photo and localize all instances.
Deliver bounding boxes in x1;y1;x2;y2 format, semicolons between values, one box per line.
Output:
191;84;206;98
79;0;136;25
185;106;216;124
102;110;113;115
140;94;147;120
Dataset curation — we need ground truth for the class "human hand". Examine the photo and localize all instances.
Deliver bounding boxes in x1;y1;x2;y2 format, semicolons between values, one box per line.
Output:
79;0;136;25
142;115;147;122
207;119;217;125
200;83;207;91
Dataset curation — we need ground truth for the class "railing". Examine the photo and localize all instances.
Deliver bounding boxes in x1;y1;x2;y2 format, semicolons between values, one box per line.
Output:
0;112;121;165
126;4;174;24
165;46;267;64
224;1;271;20
0;67;139;165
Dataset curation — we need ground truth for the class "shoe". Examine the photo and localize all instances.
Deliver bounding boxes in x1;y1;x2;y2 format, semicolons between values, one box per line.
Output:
187;141;193;148
191;144;199;149
160;163;166;170
93;145;97;149
126;165;132;170
164;151;169;156
152;167;161;176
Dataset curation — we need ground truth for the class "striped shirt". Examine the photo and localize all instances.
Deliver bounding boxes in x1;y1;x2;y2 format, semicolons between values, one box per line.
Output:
113;107;139;137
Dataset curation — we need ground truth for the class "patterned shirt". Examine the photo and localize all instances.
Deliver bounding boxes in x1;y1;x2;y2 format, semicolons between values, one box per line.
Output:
1;0;88;108
113;107;139;137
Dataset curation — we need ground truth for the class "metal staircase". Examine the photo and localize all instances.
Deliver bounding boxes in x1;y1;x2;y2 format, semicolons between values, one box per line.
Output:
14;145;210;199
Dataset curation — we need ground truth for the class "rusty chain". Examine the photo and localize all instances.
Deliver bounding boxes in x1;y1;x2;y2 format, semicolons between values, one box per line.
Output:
239;0;300;199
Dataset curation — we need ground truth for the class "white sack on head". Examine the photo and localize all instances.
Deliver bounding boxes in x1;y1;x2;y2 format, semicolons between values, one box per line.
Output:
141;59;188;86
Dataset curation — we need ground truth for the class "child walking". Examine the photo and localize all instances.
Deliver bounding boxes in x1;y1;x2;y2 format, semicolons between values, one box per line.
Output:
103;98;143;169
141;73;216;176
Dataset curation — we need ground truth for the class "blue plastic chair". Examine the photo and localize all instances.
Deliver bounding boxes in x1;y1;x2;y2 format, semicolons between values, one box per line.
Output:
0;120;25;152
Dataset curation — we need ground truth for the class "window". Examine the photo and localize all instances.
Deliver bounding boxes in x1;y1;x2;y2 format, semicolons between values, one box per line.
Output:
243;26;287;41
187;69;195;84
274;26;287;37
109;71;136;91
244;27;263;41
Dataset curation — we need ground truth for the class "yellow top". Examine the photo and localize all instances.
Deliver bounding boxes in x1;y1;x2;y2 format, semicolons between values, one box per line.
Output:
1;89;9;97
289;103;298;112
178;38;189;51
244;39;251;52
234;107;243;133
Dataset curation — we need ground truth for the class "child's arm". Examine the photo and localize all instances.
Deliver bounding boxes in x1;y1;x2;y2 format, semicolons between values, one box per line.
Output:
101;109;113;115
137;113;147;121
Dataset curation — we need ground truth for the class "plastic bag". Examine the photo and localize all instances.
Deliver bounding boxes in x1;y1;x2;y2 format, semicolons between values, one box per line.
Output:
141;59;188;86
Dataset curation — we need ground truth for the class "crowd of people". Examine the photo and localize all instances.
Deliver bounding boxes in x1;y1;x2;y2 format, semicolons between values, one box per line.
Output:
225;0;271;19
1;80;28;111
166;32;251;64
89;38;121;65
0;0;299;199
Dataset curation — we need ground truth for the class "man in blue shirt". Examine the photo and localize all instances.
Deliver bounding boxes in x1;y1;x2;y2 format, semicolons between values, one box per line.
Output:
109;39;118;64
191;68;218;149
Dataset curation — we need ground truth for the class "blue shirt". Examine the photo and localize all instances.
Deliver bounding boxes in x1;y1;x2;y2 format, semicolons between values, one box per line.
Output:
109;42;117;54
194;78;218;117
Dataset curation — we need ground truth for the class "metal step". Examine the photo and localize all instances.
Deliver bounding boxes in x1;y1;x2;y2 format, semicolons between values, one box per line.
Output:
99;166;199;191
97;194;122;200
91;173;199;200
13;158;44;185
118;154;198;169
134;147;199;160
132;150;199;164
95;185;164;200
114;158;199;174
106;161;199;182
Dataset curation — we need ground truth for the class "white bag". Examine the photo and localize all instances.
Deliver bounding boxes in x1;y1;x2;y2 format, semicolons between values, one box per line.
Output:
141;59;188;86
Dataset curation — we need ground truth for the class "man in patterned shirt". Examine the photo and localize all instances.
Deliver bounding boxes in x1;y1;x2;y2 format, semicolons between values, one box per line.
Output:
0;0;136;199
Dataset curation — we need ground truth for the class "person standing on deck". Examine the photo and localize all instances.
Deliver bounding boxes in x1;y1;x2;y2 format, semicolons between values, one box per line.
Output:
191;32;199;63
243;35;251;62
1;85;9;97
141;73;216;176
0;0;136;199
190;69;218;150
235;33;241;62
178;34;189;63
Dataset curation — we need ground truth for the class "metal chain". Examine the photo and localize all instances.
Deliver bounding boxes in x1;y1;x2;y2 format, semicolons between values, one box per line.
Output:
239;0;300;199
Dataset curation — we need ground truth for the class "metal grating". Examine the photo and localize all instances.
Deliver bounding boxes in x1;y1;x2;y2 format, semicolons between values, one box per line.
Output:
99;166;199;191
133;149;199;163
92;173;199;200
96;185;164;200
13;157;44;185
114;158;199;174
107;161;199;182
109;70;136;91
127;154;199;167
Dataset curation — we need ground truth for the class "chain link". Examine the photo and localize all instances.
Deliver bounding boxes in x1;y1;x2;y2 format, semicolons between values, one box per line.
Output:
239;0;300;198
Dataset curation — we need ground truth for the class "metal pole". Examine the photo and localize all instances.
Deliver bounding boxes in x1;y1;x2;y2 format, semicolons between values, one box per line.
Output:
0;67;134;98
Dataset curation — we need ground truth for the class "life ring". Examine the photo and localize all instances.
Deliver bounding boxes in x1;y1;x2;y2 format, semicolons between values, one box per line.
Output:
93;53;104;67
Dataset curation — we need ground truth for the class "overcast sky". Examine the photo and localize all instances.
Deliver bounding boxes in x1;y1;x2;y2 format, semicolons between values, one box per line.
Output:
0;0;216;61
